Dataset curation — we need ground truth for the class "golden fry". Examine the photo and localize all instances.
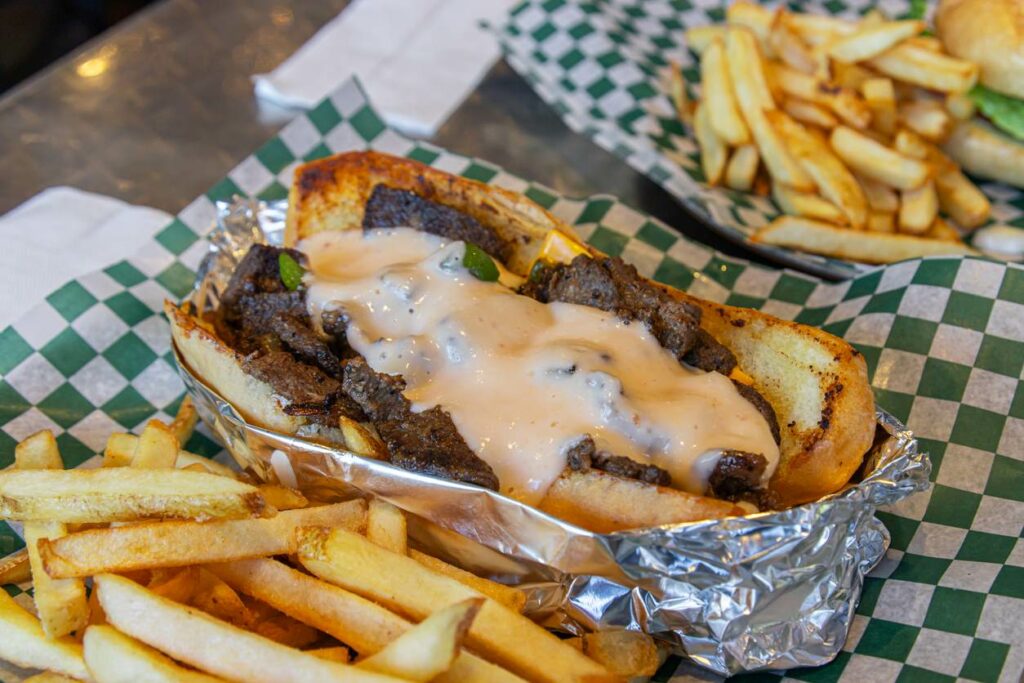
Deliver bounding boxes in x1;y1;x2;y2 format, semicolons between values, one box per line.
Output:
753;215;978;263
899;100;952;141
830;126;930;190
724;144;760;192
772;183;848;225
828;20;924;63
133;420;180;469
701;39;750;145
298;528;614;683
694;101;728;186
783;98;838;128
366;498;407;555
899;180;939;233
868;43;979;93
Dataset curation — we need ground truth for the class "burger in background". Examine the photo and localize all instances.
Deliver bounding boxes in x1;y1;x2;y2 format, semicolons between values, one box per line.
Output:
936;0;1024;189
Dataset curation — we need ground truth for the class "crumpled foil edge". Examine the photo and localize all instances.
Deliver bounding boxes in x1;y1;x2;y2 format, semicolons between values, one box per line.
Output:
173;198;930;675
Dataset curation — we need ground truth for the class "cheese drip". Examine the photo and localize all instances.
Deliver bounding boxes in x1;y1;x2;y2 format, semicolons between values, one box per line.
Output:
302;228;779;505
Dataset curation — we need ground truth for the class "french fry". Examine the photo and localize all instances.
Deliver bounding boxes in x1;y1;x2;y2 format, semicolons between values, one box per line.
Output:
358;599;481;682
830;126;930;190
769;17;815;74
667;61;693;125
726;27;774;110
103;432;136;467
257;485;308;511
683;25;726;56
782;12;856;47
753;215;977;263
581;631;661;678
899;180;939;234
867;211;897;232
207;558;524;683
95;574;401;683
15;431;90;639
925;217;962;242
694;101;728;186
772;183;848;224
828;20;924;63
906;35;943;52
856;173;900;212
366;498;407;555
832;62;874;91
252;612;320;649
105;432;239;479
894;128;931;159
726;1;774;46
40;501;365;578
339;416;388;460
83;625;224;683
132;420;180;469
174;451;239;479
861;78;897;135
766;110;868;228
770;63;871;129
170;396;200;446
191;569;253;628
935;165;991;229
307;646;351;663
867;43;979;93
783;98;838;129
727;32;815;191
14;430;64;470
898;100;952;141
0;590;90;680
0;549;31;585
724;144;760;192
945;92;975;120
298;528;614;683
0;468;267;523
701;39;750;145
409;549;527;613
22;674;81;683
149;566;201;604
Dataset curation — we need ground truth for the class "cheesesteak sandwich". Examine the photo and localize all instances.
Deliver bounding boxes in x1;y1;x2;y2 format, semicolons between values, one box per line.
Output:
168;152;876;532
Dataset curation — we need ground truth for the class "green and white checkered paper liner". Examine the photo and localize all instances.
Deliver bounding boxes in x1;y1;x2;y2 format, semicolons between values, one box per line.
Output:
0;78;1021;683
494;0;1024;280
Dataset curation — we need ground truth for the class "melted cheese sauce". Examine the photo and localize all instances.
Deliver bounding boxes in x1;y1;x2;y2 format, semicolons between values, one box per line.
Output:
302;228;779;504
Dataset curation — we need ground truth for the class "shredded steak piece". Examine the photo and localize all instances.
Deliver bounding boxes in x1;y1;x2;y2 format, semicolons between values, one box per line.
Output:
362;185;513;263
564;435;672;487
682;329;738;375
342;358;499;490
707;451;767;502
523;255;780;442
522;255;703;360
270;315;342;378
244;351;341;412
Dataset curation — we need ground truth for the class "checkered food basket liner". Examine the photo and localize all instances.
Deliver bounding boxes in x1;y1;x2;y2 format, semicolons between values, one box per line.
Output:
1;79;1021;683
494;0;1024;280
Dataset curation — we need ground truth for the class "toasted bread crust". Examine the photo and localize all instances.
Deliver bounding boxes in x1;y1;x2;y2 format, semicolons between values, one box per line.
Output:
286;151;575;274
174;151;876;527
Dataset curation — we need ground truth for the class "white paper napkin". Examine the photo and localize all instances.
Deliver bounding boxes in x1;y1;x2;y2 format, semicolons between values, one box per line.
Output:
253;0;517;137
0;187;171;329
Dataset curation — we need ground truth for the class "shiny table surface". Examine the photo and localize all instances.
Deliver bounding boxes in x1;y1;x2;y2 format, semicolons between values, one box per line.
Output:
0;0;763;264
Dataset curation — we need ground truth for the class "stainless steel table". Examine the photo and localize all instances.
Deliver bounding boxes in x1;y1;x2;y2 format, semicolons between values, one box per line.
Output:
0;0;763;263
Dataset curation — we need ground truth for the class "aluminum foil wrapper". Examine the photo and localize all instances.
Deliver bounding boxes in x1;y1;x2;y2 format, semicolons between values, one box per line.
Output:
174;197;931;676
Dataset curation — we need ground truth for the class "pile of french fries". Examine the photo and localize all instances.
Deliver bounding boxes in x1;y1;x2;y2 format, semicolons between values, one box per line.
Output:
0;399;660;683
672;2;992;263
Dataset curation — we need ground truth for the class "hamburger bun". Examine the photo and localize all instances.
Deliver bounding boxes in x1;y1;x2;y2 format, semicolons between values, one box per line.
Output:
936;0;1024;99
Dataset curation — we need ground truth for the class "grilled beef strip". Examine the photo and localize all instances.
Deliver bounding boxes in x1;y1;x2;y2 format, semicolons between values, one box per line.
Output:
217;243;497;489
362;185;514;263
523;255;780;445
341;357;499;490
565;436;672;487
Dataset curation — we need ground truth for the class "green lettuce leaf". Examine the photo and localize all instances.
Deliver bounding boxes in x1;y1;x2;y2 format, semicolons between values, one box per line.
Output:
969;84;1024;142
